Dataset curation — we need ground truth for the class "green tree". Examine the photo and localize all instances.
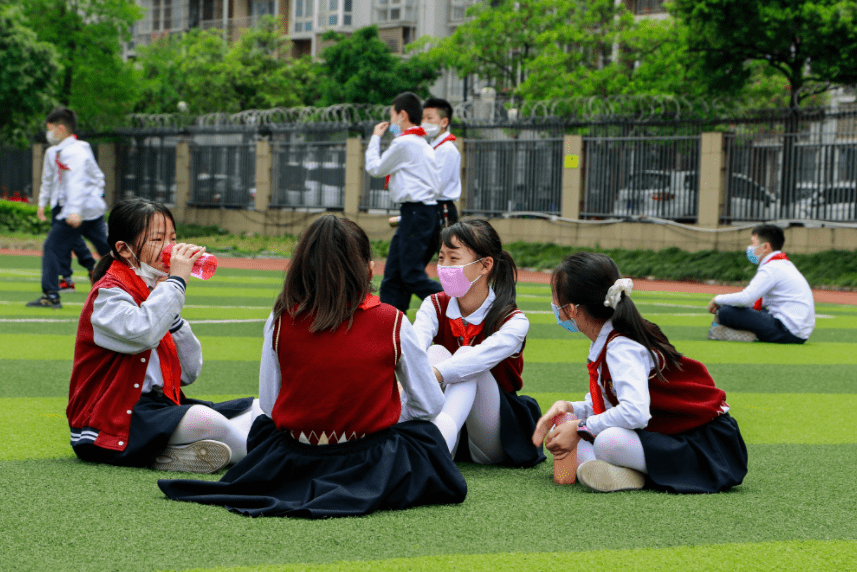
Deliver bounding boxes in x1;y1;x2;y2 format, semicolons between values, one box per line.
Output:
22;0;142;130
669;0;857;108
314;26;440;106
0;4;59;145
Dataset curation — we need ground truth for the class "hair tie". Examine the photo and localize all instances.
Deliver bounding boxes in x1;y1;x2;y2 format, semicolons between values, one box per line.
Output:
604;278;633;309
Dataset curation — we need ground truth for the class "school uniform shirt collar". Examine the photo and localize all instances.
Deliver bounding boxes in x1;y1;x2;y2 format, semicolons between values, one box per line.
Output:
588;320;616;362
445;287;496;325
56;136;77;152
759;250;782;266
430;130;453;147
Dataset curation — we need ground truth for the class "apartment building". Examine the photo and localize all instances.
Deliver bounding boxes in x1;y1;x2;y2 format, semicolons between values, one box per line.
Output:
131;0;669;104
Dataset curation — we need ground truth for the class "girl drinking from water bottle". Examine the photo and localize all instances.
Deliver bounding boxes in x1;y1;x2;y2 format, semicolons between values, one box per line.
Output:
67;198;260;473
413;220;545;468
158;215;466;518
532;252;748;493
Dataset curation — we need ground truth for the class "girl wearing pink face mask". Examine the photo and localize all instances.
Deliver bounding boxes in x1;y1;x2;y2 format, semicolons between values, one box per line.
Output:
412;220;545;468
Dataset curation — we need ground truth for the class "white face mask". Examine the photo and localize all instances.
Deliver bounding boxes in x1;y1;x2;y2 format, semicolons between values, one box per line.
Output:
126;248;168;288
46;129;62;146
422;122;441;138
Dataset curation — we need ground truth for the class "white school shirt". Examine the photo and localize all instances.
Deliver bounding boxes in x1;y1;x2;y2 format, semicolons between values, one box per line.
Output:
412;289;529;385
90;276;202;394
364;133;440;204
430;130;462;202
568;321;657;436
258;311;445;423
39;136;106;221
714;251;815;340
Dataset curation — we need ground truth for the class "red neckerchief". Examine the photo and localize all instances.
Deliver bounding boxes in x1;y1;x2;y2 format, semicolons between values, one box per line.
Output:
54;135;78;183
433;133;456;150
587;360;607;415
107;260;183;405
384;126;428;189
449;317;483;347
753;252;789;310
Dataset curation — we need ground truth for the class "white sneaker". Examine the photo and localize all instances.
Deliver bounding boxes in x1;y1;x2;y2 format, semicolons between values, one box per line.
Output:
576;460;645;493
151;440;232;473
707;323;758;342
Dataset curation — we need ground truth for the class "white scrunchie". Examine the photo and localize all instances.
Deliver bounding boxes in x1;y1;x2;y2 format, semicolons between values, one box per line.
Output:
604;278;633;309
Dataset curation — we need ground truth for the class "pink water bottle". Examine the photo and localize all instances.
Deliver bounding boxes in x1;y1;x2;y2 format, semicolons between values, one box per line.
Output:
162;243;218;280
551;412;578;485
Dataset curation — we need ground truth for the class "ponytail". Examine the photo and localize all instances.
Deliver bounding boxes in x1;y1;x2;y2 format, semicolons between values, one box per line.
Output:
552;252;682;381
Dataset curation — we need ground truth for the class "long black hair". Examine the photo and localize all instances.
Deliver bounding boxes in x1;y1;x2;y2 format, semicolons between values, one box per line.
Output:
552;252;682;381
273;215;374;333
91;199;176;283
440;219;517;337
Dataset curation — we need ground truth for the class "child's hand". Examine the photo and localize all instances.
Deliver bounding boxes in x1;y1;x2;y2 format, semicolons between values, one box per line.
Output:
168;243;205;283
545;420;582;461
532;400;573;446
708;298;720;314
373;122;389;137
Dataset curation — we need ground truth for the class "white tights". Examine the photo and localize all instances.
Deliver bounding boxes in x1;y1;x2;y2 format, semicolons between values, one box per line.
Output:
429;345;504;464
576;426;648;474
168;398;263;464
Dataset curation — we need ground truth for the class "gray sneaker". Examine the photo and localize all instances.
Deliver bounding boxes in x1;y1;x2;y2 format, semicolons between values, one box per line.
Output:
707;323;758;342
577;460;645;493
25;294;62;309
150;440;232;473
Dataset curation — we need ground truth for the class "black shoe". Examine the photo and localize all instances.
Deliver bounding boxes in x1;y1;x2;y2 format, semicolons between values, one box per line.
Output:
26;295;62;309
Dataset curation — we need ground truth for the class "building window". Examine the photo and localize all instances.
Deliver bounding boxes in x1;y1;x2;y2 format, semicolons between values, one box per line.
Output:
450;0;475;23
294;0;313;32
624;0;666;15
318;0;338;27
374;0;415;23
252;0;276;19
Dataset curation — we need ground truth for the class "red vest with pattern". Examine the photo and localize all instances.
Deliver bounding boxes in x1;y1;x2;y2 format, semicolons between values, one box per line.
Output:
592;331;729;435
271;296;404;444
429;292;525;393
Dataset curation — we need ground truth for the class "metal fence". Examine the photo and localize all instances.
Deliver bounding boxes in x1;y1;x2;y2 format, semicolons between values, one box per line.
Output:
464;135;564;216
723;109;857;222
0;147;34;201
189;132;256;208
271;140;347;209
582;136;701;221
117;135;178;205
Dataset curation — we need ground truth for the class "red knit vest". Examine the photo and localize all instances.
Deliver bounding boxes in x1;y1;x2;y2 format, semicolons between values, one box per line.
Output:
271;296;404;444
429;292;525;393
593;331;729;435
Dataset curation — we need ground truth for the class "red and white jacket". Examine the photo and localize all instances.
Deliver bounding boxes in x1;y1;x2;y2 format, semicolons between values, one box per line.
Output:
67;261;199;451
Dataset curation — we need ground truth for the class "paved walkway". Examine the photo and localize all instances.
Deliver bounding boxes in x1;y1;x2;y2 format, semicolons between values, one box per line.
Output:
4;248;856;305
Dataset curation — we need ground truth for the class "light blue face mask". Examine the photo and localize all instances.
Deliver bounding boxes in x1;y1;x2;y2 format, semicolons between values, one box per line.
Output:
746;245;760;265
389;122;402;136
552;303;580;333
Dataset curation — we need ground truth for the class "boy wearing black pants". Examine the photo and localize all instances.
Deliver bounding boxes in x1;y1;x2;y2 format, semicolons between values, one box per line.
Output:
365;92;443;312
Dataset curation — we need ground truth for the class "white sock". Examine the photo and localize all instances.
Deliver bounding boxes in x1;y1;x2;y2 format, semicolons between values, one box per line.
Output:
432;411;459;453
593;426;648;474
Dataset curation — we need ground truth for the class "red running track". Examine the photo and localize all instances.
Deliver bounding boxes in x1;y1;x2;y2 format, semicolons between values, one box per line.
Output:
3;248;855;305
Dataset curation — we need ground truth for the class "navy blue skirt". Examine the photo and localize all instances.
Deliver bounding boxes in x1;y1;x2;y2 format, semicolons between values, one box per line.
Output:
453;389;546;468
158;415;468;518
72;392;254;467
638;413;748;494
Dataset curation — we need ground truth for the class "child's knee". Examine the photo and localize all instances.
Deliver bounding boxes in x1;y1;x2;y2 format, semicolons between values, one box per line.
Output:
427;344;453;366
593;427;635;456
453;345;476;357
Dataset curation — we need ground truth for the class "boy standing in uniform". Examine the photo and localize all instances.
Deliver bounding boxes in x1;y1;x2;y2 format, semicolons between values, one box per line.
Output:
422;98;461;227
708;224;815;343
365;92;443;312
27;107;109;309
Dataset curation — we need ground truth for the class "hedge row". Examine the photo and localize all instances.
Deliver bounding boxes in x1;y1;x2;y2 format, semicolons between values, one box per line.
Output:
0;201;50;235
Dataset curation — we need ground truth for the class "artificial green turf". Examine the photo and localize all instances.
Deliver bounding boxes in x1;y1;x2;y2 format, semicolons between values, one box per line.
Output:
3;445;857;571
2;253;857;571
171;540;857;572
